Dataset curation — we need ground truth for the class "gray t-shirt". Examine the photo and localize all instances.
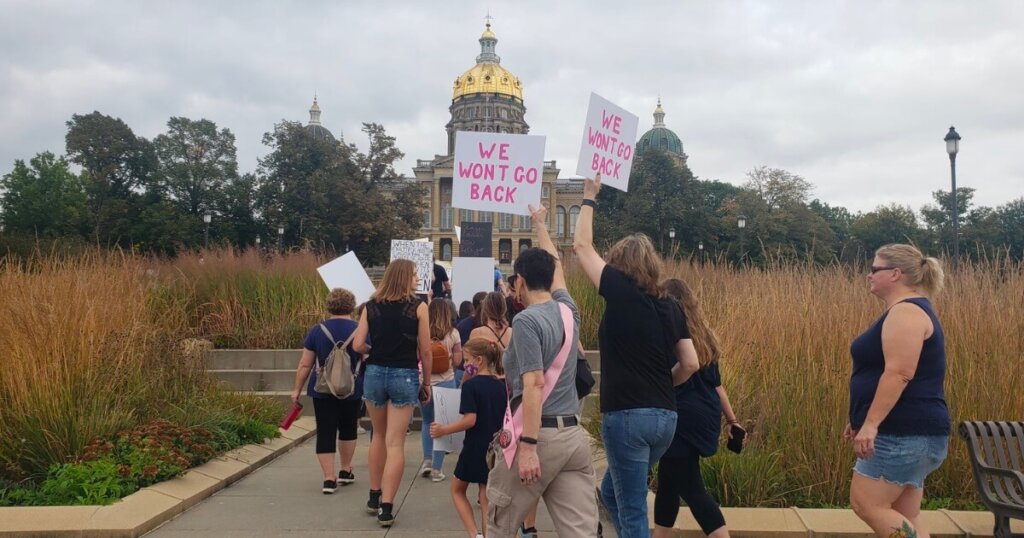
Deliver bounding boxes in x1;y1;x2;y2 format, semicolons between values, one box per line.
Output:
503;289;580;416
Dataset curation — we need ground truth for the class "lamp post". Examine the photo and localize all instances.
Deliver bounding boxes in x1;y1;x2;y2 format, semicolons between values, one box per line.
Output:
203;212;212;249
669;227;676;258
698;240;704;265
255;235;261;251
737;214;747;263
277;225;284;254
944;126;961;267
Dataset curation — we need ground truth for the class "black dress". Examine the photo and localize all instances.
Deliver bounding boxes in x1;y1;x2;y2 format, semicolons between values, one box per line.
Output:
454;375;507;484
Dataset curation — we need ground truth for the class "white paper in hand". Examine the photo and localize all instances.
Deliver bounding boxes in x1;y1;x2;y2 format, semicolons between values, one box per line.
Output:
316;252;376;306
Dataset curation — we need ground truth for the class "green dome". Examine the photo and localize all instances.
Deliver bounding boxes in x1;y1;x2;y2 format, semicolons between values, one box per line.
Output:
636;100;684;156
637;127;683;155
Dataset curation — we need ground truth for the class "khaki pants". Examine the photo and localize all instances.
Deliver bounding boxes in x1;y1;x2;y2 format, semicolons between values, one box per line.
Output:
486;424;598;538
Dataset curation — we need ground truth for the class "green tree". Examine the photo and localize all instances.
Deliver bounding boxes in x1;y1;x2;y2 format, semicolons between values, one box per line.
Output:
851;204;922;253
153;117;239;216
995;198;1024;259
65;112;159;247
921;187;975;254
0;152;88;237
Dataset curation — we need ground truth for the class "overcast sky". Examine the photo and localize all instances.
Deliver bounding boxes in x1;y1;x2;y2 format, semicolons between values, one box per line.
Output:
2;0;1022;213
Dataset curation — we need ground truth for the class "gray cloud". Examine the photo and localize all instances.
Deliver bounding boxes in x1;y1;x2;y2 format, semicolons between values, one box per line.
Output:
2;0;1022;212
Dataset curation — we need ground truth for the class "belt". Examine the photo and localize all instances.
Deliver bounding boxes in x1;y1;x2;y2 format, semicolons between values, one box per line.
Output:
540;415;579;428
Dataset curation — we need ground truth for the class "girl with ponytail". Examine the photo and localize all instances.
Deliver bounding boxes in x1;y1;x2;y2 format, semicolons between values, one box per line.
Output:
430;337;507;538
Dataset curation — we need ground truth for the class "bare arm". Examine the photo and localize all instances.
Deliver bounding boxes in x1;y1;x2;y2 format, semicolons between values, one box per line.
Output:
573;176;606;287
520;370;544;440
529;204;566;292
417;302;432;387
353;313;370;354
430;412;477;437
716;386;738;424
671;338;700;386
291;349;316;403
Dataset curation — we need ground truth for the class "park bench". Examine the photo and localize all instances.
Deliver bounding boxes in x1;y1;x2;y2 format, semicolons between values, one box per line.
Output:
959;421;1024;538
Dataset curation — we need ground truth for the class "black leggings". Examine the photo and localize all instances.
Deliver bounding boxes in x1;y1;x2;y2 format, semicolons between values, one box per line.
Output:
312;398;360;453
654;445;726;535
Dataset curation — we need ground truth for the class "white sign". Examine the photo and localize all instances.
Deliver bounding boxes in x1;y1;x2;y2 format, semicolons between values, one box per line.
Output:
316;252;376;306
451;257;496;306
452;131;546;216
390;240;434;295
432;386;465;453
575;92;639;192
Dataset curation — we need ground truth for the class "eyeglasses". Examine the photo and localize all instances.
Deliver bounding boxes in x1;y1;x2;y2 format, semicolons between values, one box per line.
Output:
869;266;897;274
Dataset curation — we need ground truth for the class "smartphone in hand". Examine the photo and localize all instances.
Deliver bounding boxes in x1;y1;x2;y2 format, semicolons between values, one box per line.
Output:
727;424;746;454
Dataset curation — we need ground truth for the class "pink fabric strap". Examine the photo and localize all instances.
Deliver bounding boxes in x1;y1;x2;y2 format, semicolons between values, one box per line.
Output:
501;302;575;469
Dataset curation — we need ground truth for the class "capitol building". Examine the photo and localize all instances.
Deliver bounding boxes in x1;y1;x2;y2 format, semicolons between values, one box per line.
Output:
307;22;688;267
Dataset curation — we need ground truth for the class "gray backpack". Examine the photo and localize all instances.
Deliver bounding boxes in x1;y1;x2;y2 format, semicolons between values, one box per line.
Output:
314;324;358;398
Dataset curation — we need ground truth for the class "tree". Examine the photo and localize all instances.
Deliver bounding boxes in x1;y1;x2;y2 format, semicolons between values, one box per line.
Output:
921;187;975;254
851;204;922;253
0;152;88;237
995;198;1024;259
153;117;239;216
743;166;813;213
353;123;404;186
65;112;158;246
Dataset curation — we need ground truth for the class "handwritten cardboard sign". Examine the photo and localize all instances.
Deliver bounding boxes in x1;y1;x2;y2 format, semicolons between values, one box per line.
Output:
390;240;434;294
453;131;546;216
459;221;492;258
316;252;376;306
575;92;639;192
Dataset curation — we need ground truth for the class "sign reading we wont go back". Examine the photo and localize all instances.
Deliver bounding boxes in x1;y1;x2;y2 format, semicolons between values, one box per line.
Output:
452;131;546;216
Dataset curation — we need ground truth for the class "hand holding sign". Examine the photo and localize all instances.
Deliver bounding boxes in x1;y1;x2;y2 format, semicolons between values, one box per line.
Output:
583;173;603;200
576;93;639;192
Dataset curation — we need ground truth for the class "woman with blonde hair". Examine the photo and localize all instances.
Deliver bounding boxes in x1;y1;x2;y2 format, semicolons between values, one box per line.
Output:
574;174;699;537
418;298;461;482
353;259;432;527
654;278;743;538
846;244;949;538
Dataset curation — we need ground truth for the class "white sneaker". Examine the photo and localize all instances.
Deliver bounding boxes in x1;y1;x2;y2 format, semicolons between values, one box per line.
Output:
419;460;432;478
430;470;446;482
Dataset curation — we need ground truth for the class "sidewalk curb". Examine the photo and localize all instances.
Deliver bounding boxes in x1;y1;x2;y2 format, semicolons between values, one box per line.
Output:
0;417;317;538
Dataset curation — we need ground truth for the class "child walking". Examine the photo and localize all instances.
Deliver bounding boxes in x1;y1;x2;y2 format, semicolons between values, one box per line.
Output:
429;337;507;538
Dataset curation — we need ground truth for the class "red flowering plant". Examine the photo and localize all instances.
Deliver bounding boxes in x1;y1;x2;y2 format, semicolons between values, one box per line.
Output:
81;419;219;488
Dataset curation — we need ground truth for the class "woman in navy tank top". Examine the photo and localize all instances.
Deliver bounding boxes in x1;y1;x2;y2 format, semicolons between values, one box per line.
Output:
847;244;949;538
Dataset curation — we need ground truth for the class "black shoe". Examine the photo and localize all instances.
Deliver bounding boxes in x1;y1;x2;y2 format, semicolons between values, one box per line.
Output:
322;480;337;494
338;469;355;485
366;489;381;514
377;503;395;527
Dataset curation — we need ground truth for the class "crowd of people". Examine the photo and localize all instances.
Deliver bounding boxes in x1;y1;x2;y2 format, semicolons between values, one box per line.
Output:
290;174;950;538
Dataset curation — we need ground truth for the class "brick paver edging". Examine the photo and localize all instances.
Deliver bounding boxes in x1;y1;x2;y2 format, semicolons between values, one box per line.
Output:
0;416;317;538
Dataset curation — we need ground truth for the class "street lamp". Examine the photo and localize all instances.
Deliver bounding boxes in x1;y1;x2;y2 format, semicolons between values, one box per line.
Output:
944;126;961;267
203;212;212;249
737;215;747;263
277;225;285;254
698;240;704;265
255;235;261;250
669;227;676;257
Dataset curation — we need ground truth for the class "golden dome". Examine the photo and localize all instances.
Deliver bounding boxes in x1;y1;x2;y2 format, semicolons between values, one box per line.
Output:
452;63;523;101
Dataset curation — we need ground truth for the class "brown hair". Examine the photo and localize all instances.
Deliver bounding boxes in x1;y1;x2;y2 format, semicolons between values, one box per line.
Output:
325;288;355;316
428;298;455;340
463;337;504;376
876;243;945;297
605;233;664;297
373;259;417;302
479;291;508;329
663;278;721;368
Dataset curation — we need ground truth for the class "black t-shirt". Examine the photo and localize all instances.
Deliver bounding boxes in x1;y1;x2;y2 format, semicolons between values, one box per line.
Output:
366;298;420;370
666;362;723;458
459;375;507;450
432;264;449;298
597;265;689;413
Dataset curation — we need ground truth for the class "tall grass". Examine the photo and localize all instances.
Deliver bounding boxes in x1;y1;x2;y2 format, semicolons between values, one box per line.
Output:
0;251;280;482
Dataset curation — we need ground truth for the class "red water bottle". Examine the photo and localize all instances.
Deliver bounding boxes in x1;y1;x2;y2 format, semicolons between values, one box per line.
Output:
280;401;303;430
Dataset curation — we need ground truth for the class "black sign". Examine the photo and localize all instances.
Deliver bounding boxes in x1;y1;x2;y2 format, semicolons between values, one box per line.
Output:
460;221;492;257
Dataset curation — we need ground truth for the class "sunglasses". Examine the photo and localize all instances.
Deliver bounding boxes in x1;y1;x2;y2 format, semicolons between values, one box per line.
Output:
869;266;897;274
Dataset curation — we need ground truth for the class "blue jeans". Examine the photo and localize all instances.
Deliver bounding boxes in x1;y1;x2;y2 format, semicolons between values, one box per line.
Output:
362;364;419;408
600;408;677;538
421;378;458;470
854;434;949;489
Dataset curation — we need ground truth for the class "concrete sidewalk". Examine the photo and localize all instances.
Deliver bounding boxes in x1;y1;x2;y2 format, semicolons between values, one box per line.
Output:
146;432;560;537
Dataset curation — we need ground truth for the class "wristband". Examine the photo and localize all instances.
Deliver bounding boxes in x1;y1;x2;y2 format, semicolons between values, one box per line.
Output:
582;199;597;209
519;435;538;445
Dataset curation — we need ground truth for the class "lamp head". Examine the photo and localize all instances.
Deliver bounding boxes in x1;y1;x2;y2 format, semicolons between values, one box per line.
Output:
738;215;747;229
944;126;961;156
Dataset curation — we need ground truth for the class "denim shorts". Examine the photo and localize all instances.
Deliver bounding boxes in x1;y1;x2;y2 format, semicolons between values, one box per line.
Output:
361;364;420;408
853;434;949;489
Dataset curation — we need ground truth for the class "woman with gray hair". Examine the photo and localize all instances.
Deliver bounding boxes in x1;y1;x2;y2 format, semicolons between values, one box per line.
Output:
846;244;949;538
